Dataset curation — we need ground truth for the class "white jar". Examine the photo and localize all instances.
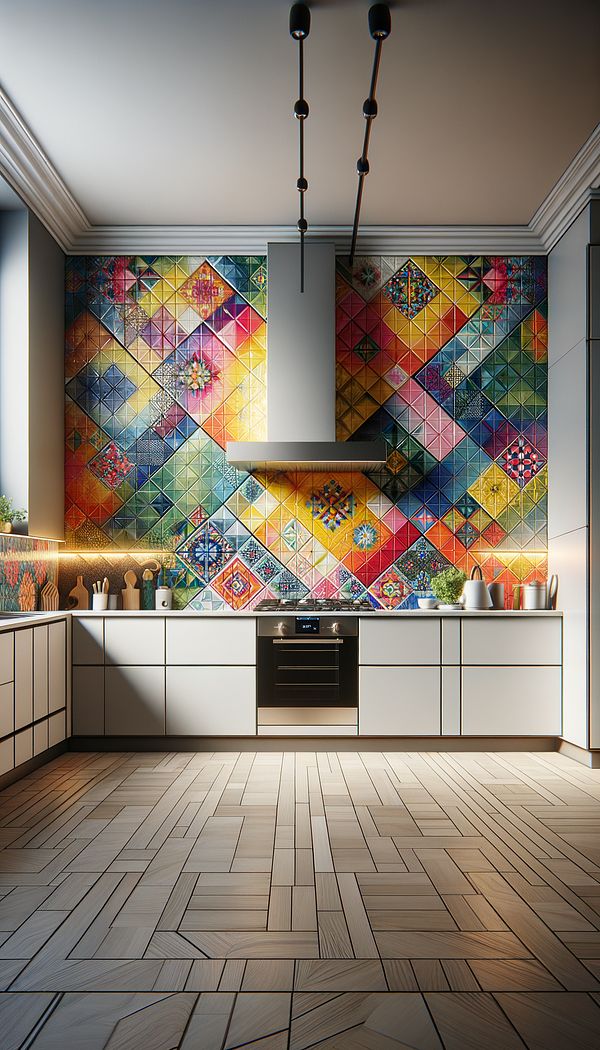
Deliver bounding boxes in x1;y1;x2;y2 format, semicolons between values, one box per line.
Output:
155;586;173;610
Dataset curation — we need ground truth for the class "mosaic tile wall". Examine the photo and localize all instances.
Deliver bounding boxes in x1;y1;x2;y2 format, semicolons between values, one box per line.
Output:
63;255;547;609
0;536;59;612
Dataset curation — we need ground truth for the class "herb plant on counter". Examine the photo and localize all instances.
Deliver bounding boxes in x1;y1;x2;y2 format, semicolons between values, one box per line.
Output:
430;567;467;606
0;495;27;534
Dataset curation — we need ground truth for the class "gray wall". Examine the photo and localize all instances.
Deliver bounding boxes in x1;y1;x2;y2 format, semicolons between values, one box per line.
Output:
0;208;64;540
548;201;600;749
0;209;29;517
28;213;65;539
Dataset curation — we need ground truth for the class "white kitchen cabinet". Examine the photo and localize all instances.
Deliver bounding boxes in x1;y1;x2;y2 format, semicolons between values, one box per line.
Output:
104;617;164;666
166;666;256;735
72;666;104;735
441;619;461;665
73;617;104;665
0;633;14;685
359;666;440;735
441;666;461;736
166;617;255;665
33;626;49;721
0;681;14;738
359;618;440;665
105;666;165;735
14;629;33;731
14;727;33;766
462;617;562;666
462;667;562;735
48;621;67;713
0;737;14;776
34;719;49;756
48;711;66;747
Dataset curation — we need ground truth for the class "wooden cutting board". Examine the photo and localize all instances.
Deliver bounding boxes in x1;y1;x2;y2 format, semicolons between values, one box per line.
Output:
122;569;140;610
67;575;89;610
40;581;60;611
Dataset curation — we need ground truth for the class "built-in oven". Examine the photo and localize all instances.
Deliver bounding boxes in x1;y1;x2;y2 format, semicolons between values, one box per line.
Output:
257;616;358;732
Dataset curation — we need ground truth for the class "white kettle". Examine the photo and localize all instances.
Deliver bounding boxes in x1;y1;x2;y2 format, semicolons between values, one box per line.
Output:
461;565;492;610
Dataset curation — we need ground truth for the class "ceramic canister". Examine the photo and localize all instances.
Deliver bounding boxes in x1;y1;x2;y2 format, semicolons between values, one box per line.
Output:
155;586;173;610
522;581;548;610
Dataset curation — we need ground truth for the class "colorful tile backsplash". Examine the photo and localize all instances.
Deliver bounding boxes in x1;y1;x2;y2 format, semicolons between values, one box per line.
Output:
0;536;59;612
63;254;547;609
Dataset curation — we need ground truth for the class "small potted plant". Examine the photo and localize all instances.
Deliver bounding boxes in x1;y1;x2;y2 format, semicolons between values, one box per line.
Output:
0;495;27;534
431;567;467;610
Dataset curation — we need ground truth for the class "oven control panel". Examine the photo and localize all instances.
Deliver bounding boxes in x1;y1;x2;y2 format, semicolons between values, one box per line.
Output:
257;616;358;638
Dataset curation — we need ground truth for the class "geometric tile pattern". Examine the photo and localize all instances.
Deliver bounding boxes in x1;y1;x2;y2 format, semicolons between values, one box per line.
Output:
2;749;600;1048
65;255;547;609
0;535;59;612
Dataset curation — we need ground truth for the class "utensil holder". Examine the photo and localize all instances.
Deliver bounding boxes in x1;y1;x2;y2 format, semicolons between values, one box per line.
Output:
92;593;108;611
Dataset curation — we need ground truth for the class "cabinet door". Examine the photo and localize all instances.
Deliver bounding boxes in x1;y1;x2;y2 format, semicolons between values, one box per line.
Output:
0;681;14;738
73;617;104;664
14;629;33;730
33;626;49;721
0;737;13;776
166;618;255;665
359;619;440;665
359;667;440;735
72;667;104;735
34;719;49;756
462;667;562;734
48;621;67;713
166;666;256;735
105;666;165;735
14;727;33;766
48;711;66;747
462;618;562;666
0;632;14;685
105;618;164;666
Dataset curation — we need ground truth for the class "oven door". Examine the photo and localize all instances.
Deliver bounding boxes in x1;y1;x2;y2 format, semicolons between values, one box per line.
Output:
257;635;358;708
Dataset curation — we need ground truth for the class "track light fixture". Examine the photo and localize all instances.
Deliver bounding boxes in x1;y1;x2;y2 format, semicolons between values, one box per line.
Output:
290;3;310;291
349;4;391;264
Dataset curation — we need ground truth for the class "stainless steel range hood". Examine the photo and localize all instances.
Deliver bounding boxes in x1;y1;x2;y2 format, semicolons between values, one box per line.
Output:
226;242;386;471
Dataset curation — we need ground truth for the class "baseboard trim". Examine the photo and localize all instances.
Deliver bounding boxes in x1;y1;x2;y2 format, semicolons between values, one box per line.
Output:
557;738;600;768
69;735;559;753
0;741;68;790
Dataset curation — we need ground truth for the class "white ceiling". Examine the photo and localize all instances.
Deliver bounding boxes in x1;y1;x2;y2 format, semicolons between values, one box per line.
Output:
1;0;599;228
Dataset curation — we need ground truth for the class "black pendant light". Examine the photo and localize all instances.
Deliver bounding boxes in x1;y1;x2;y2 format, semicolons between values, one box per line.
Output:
290;3;310;291
349;4;391;265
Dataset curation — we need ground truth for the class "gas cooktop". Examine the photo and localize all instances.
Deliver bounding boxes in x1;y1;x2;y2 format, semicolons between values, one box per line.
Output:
254;598;374;612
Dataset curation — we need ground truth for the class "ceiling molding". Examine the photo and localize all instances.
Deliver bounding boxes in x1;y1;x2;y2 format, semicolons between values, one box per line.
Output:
530;121;600;251
0;85;598;256
0;88;87;251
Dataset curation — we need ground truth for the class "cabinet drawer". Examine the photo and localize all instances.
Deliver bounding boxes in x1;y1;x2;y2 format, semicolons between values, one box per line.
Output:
14;629;33;730
0;632;14;684
48;711;66;747
33;626;49;721
0;737;13;776
73;617;104;665
105;617;164;665
359;619;440;665
166;666;256;735
462;667;562;734
48;621;67;713
462;618;561;665
14;727;33;766
359;666;440;735
34;719;49;756
166;618;255;665
105;666;165;735
0;681;14;738
72;667;104;735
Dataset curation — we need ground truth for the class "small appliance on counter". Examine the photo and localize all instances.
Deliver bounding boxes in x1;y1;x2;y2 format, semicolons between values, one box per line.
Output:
513;575;559;610
462;566;492;610
155;570;173;610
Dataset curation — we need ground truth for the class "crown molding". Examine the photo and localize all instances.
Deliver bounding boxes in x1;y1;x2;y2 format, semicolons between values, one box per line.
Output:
0;88;87;251
0;84;598;257
530;121;600;251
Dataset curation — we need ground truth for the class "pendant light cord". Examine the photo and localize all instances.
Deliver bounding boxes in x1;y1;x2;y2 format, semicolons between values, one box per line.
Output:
290;4;310;292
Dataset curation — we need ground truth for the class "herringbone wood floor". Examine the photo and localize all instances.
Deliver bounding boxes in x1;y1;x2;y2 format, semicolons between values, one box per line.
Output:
1;749;600;1048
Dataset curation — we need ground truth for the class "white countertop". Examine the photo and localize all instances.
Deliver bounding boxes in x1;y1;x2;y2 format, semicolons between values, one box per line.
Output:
0;608;562;633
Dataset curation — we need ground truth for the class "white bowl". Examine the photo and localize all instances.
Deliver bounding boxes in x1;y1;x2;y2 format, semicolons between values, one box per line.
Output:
418;598;438;610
